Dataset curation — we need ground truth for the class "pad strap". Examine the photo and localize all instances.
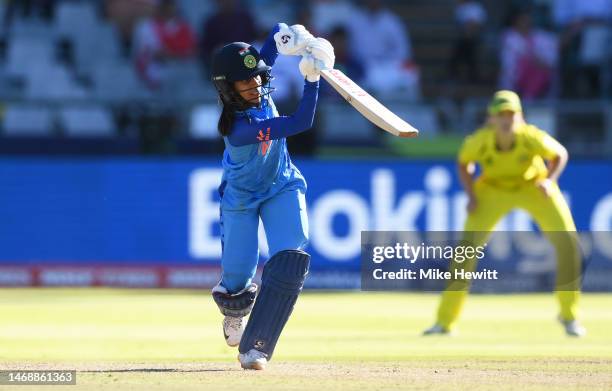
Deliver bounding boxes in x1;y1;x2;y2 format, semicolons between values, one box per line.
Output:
212;283;258;317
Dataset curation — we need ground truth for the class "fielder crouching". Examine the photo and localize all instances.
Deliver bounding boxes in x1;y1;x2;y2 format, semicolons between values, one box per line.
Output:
210;23;334;370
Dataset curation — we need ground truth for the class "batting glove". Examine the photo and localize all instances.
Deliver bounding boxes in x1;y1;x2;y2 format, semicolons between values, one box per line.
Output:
299;54;324;82
305;37;335;70
274;23;316;56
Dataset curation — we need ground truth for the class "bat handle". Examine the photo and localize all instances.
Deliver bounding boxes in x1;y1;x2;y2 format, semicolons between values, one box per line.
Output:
302;47;329;71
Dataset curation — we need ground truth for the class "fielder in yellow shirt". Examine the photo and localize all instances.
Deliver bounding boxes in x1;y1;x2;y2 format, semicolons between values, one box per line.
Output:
423;90;585;337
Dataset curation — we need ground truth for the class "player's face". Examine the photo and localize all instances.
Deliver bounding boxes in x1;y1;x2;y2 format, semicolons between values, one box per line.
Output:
493;110;517;133
234;75;262;106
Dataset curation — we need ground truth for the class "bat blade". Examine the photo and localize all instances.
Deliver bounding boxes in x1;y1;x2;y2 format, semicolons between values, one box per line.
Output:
320;69;419;138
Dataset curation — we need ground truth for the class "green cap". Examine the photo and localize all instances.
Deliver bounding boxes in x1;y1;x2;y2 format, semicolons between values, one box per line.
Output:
488;90;522;115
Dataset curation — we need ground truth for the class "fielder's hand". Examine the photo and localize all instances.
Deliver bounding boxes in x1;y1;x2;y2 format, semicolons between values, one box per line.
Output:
274;23;316;56
467;194;478;213
536;178;554;198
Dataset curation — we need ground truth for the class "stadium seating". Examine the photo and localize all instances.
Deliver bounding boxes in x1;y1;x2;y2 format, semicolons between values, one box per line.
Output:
385;103;440;137
92;61;150;102
73;23;123;76
54;1;98;41
6;37;55;80
9;17;54;39
59;105;115;137
177;0;214;29
0;0;609;156
26;64;90;101
2;105;55;136
189;104;221;139
320;102;375;144
164;60;214;102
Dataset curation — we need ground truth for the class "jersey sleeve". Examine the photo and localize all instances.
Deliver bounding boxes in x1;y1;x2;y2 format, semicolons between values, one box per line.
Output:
259;24;281;67
457;132;482;164
528;127;564;160
227;80;319;147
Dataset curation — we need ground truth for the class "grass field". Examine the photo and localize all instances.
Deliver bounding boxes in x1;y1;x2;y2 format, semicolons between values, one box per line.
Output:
0;289;611;390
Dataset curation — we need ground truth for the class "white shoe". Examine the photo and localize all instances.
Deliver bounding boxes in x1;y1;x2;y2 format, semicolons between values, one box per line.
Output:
559;317;587;337
223;316;245;347
422;324;454;336
238;349;268;370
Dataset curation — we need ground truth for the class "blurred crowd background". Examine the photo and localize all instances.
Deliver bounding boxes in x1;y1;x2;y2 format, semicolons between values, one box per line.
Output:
0;0;611;157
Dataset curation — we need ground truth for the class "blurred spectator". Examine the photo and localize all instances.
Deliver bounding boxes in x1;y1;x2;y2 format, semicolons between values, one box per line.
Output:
553;0;612;98
248;0;293;32
106;0;156;51
553;0;612;29
499;9;558;99
321;25;365;99
551;0;573;28
294;4;318;37
200;0;257;72
309;0;358;36
132;0;196;89
329;25;365;82
448;0;487;82
348;0;419;97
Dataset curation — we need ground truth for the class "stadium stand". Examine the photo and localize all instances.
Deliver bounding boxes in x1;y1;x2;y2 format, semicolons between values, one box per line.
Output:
0;0;610;157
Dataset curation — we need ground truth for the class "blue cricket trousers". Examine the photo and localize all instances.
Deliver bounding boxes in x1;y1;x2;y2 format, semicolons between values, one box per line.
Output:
219;187;309;293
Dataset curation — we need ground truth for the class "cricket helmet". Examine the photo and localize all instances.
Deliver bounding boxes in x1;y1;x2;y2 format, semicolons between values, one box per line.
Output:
211;42;274;110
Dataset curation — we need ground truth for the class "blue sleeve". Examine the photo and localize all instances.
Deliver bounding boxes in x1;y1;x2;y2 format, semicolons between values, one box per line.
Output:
260;24;280;67
227;80;319;147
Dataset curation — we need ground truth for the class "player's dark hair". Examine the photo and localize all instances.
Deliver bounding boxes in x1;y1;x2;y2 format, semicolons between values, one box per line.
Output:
218;105;235;137
215;71;274;137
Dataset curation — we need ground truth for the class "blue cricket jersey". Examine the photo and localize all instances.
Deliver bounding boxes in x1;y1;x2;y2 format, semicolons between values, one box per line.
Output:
219;25;320;210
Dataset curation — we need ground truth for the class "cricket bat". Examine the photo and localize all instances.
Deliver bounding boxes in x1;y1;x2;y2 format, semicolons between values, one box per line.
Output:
321;69;419;138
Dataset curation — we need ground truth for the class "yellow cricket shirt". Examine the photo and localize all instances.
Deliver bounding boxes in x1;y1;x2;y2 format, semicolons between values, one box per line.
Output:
458;124;564;189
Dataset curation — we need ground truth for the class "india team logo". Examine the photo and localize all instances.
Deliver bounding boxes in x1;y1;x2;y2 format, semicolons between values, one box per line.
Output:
257;128;272;156
244;55;257;68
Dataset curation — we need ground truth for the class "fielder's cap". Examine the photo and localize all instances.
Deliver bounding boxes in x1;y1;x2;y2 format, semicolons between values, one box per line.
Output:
211;42;271;82
488;90;523;115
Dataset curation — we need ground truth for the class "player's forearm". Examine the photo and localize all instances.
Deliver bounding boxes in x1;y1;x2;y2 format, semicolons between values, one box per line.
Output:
458;163;476;197
263;80;319;139
265;80;319;140
260;24;281;67
288;80;319;130
547;148;568;182
227;81;319;146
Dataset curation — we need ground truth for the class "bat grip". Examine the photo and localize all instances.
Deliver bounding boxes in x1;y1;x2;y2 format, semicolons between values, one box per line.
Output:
302;47;330;71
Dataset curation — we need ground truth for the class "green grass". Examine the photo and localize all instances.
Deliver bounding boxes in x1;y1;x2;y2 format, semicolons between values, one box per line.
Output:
316;135;464;159
385;134;464;158
0;289;611;390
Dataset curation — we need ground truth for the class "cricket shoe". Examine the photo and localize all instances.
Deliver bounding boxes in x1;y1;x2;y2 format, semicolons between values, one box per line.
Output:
223;316;245;347
238;349;268;370
558;317;587;337
422;324;455;336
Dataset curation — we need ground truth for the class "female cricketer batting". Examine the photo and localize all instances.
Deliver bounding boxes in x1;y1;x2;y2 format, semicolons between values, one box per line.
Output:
424;90;585;337
209;23;334;369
